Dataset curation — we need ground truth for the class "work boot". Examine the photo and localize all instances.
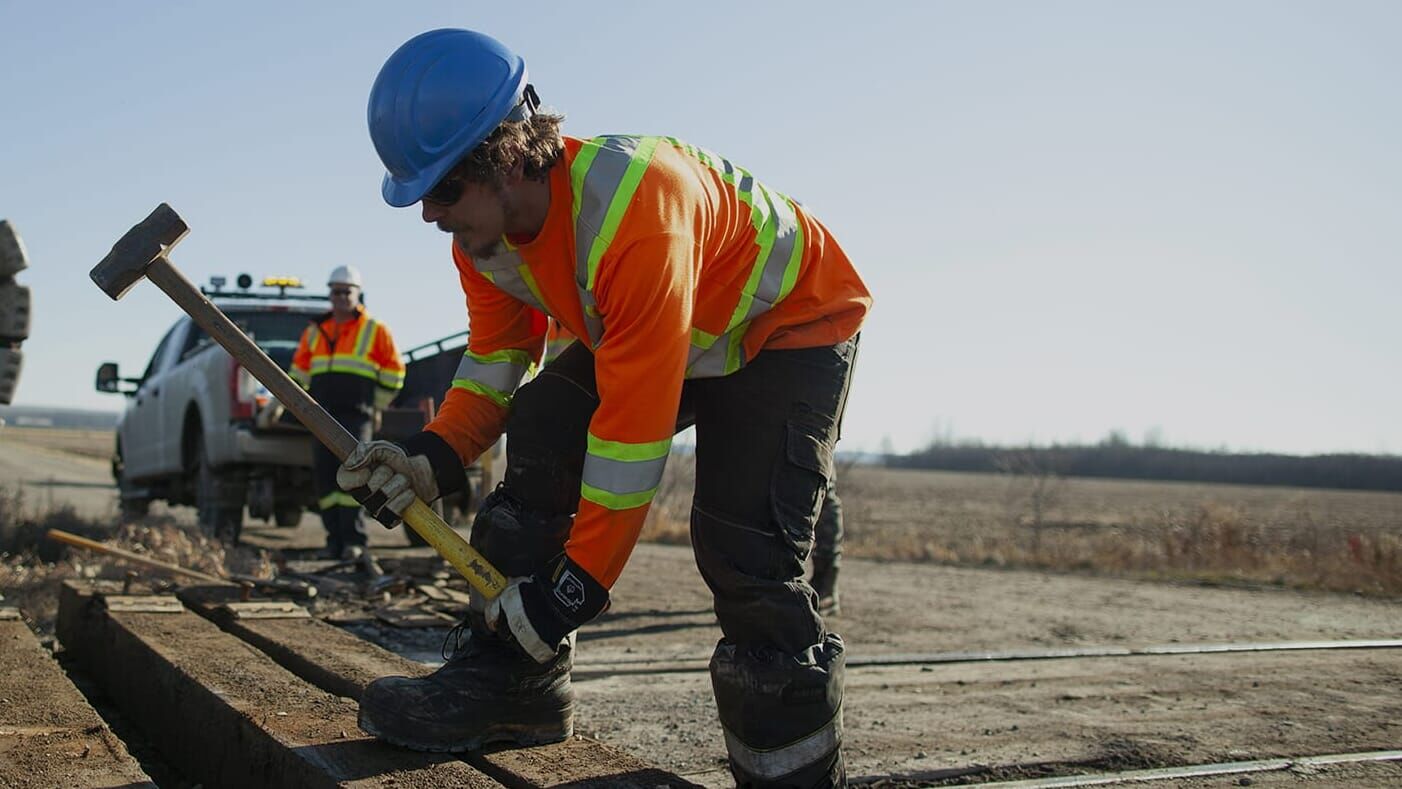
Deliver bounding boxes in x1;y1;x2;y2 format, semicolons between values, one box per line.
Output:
358;611;574;752
811;560;841;617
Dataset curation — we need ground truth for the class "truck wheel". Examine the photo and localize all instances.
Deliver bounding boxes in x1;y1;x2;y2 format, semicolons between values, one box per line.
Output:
274;505;303;528
113;441;151;520
189;433;244;544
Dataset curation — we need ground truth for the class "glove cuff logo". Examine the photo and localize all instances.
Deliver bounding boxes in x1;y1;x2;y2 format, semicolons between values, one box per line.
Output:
552;570;586;612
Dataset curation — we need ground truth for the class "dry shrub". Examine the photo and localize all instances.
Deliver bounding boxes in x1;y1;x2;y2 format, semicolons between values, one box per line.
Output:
0;484;272;634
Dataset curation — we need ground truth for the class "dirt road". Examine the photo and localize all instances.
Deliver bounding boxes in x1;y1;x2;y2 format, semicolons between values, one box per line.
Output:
4;429;1401;786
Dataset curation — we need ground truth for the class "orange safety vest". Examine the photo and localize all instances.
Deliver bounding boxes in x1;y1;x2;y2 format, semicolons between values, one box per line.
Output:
291;307;405;414
428;135;870;586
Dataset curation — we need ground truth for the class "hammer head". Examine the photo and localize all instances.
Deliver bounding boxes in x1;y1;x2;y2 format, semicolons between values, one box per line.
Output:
90;203;189;300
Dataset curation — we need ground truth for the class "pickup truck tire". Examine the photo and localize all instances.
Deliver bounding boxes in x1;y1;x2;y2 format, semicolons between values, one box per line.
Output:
188;431;244;544
112;441;151;520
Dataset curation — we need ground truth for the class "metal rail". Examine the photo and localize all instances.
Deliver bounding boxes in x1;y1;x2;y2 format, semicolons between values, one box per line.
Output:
570;638;1402;678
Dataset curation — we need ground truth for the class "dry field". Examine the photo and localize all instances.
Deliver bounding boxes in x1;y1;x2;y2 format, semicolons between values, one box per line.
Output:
0;426;114;459
647;455;1402;597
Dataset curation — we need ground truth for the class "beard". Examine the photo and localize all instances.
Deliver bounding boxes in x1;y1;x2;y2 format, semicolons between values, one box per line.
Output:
452;232;505;261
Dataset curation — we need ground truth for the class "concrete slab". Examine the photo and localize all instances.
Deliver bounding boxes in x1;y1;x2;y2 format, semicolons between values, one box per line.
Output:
0;612;155;789
56;581;500;789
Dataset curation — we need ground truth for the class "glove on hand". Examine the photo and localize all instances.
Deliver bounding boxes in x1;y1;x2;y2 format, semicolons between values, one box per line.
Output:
336;440;438;528
486;554;610;663
254;400;285;430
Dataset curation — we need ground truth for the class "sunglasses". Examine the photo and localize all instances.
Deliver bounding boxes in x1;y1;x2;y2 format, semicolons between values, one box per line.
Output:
423;172;466;206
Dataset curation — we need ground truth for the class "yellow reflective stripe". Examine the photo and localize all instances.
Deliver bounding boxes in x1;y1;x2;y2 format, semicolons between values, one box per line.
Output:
451;378;512;409
378;368;405;389
580;481;658;511
319;491;359;510
587;434;671;462
353;318;377;358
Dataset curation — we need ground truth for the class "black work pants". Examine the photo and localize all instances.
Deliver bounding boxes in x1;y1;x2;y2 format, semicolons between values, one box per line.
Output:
504;336;858;654
313;412;372;552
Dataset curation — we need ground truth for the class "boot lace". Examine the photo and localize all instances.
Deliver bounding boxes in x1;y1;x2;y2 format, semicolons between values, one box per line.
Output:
442;621;470;662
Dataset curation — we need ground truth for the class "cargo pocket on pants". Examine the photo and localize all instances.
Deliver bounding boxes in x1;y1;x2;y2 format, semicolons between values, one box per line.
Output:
771;422;833;553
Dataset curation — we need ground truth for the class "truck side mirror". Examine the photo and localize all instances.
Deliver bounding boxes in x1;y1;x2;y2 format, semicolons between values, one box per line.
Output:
95;362;120;393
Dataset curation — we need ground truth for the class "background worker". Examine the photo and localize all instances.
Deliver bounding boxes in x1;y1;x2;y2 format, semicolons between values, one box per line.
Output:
338;29;870;787
290;265;404;559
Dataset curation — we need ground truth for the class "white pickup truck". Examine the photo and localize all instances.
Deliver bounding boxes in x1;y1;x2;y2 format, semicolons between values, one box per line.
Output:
96;277;324;538
96;275;494;542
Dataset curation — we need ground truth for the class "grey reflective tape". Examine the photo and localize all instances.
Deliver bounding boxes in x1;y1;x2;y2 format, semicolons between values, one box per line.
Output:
687;338;733;379
572;136;645;347
453;354;527;394
473;246;524;273
582;452;668;496
740;191;800;324
471;247;547;312
722;713;843;781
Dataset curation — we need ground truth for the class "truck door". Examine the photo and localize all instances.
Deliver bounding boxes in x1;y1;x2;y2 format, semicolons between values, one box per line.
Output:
120;322;183;480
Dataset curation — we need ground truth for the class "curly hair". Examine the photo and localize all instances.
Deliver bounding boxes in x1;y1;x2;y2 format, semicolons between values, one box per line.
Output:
454;112;565;185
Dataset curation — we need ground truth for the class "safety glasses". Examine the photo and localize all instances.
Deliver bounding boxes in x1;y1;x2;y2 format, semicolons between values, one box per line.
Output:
423;173;466;206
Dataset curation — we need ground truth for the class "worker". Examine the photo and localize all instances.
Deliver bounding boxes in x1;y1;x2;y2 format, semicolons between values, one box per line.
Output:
338;29;870;787
290;265;405;560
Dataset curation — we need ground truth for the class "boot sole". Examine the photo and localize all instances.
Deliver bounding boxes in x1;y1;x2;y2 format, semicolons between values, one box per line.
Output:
358;706;573;753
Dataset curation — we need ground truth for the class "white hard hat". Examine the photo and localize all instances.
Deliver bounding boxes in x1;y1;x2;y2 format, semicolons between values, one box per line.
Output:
328;265;363;288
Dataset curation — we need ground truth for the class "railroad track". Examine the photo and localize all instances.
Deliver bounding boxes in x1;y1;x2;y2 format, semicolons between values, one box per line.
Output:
5;578;1399;787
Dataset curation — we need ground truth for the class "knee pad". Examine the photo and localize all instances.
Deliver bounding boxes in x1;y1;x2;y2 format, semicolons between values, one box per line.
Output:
710;634;846;787
469;485;573;578
503;372;597;513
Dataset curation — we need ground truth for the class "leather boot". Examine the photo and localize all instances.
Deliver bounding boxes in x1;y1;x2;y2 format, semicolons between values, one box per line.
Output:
358;610;574;752
810;559;841;617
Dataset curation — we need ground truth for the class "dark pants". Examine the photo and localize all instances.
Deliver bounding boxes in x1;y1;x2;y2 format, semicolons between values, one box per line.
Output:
504;336;858;653
313;412;372;552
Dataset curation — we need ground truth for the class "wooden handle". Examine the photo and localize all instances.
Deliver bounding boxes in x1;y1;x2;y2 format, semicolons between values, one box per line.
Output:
402;499;506;597
46;528;229;585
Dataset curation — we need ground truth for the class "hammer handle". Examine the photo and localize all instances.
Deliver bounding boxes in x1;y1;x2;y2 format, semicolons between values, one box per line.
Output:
144;257;506;598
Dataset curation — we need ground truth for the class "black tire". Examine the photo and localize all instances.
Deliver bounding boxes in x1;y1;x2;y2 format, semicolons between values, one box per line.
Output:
274;505;303;528
189;432;244;543
113;440;151;520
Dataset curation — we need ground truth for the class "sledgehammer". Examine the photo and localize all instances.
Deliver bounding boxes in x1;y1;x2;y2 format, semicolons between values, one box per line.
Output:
89;203;506;598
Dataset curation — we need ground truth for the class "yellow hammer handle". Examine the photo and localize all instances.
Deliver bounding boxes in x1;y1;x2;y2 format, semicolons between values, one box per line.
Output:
401;498;506;598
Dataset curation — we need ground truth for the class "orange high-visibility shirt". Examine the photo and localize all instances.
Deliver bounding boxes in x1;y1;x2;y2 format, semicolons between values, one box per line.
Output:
291;307;405;413
428;136;870;587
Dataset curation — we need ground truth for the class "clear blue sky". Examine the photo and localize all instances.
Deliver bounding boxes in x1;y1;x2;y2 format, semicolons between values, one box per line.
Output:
3;1;1399;456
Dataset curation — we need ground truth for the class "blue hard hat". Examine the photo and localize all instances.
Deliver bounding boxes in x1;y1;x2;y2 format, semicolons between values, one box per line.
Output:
368;29;529;207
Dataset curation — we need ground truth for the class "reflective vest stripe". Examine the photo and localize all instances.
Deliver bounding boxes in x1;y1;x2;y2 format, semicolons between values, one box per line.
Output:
666;138;804;378
721;712;843;781
319;491;360;510
474;243;550;314
580;433;671;511
450;349;532;409
303;316;402;389
569;135;661;346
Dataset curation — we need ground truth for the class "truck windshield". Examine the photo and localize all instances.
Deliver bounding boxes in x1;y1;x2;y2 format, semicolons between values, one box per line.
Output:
187;310;319;369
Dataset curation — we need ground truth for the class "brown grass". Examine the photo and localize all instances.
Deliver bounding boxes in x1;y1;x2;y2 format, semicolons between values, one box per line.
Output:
644;460;1402;597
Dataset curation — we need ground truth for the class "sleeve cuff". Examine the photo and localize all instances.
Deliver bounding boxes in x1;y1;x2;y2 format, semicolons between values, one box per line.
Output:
401;430;468;497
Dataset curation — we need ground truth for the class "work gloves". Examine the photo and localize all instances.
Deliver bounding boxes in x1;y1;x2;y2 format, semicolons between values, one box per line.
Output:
486;553;610;663
336;440;440;528
254;399;285;430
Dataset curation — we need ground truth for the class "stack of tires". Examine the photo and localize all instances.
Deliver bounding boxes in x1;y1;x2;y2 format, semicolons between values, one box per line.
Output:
0;220;30;405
